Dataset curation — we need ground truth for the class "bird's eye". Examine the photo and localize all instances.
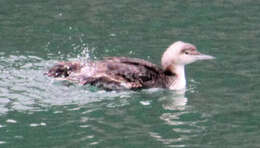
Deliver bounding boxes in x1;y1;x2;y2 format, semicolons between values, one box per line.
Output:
184;51;189;55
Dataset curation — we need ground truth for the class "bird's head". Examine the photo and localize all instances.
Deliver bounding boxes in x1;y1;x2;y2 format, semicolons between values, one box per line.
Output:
161;41;215;70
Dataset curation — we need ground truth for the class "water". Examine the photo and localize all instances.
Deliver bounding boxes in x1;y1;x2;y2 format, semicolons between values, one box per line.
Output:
1;0;260;147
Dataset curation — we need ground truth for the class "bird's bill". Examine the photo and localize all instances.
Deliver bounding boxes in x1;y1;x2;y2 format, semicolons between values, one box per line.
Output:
194;53;215;60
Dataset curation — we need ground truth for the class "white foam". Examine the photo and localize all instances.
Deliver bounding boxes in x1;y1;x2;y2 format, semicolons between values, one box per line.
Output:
6;119;17;123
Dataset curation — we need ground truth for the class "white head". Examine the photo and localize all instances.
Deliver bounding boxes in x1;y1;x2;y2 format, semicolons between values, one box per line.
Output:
161;41;215;70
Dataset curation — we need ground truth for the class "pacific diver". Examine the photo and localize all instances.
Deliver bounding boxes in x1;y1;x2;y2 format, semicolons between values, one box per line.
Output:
46;41;215;90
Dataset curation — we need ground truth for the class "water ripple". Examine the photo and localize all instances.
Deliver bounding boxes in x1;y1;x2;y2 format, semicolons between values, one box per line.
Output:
0;54;135;115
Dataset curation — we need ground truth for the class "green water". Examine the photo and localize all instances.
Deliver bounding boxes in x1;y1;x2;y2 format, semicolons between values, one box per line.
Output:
1;0;260;147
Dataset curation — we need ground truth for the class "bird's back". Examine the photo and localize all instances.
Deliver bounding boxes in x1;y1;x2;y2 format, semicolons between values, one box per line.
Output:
47;57;169;90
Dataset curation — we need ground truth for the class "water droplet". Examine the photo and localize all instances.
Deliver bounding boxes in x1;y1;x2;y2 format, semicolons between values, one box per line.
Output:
6;119;17;123
79;125;89;128
87;135;94;139
110;33;116;37
40;122;46;126
0;141;6;144
140;101;151;106
30;122;46;127
30;123;39;127
68;107;81;111
90;142;99;145
54;111;63;114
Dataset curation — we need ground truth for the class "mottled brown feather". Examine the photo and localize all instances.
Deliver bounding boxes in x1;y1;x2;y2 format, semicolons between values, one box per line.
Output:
47;57;174;90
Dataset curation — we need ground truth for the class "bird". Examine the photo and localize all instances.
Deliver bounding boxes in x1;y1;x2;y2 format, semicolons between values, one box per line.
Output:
46;41;215;90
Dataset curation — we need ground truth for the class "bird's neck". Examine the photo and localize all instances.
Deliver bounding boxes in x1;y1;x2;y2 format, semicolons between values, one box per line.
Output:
166;64;186;90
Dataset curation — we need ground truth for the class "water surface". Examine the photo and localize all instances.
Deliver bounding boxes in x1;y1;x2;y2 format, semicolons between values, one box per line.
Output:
1;0;260;147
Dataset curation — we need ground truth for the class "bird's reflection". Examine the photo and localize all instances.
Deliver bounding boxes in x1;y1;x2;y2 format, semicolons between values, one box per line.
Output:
159;89;188;111
150;90;205;147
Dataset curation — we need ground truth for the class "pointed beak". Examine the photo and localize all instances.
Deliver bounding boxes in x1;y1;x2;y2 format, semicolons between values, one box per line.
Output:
191;50;215;60
195;53;215;60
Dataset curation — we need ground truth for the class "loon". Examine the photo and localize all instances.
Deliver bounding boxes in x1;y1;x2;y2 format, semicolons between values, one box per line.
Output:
46;41;215;90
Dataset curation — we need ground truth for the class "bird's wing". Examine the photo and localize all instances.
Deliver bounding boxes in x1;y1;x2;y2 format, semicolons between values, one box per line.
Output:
104;57;162;73
47;57;165;90
100;57;163;89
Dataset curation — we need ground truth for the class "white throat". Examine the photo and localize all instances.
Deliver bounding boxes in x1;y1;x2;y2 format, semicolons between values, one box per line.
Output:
169;65;186;90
